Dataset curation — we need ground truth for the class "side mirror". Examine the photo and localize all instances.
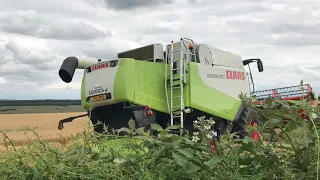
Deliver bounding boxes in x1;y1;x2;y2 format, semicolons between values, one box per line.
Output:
257;60;263;72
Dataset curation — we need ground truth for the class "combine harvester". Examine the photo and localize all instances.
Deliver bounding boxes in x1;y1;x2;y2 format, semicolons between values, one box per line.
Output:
57;38;266;141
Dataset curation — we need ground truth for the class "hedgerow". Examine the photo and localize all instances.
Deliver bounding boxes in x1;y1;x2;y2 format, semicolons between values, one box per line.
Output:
0;93;319;180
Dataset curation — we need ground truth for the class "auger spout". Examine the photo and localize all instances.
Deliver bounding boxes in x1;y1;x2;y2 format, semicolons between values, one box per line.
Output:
58;56;98;83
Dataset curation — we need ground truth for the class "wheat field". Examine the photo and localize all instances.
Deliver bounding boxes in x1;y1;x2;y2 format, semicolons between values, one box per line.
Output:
0;112;90;151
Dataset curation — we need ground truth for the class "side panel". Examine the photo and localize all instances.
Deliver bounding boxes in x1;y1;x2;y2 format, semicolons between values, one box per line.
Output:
198;64;250;99
188;62;247;121
113;58;169;113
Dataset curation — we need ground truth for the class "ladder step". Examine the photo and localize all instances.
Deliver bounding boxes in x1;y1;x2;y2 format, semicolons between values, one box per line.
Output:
172;77;181;81
172;112;181;115
173;84;182;87
172;96;181;99
172;106;180;108
172;68;180;71
172;86;181;89
172;50;182;53
172;59;180;62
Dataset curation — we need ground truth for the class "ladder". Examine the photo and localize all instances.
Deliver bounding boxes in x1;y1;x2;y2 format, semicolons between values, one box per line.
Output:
165;38;196;128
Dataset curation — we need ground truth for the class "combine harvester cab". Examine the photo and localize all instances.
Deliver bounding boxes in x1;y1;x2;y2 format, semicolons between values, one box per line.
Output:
57;38;265;142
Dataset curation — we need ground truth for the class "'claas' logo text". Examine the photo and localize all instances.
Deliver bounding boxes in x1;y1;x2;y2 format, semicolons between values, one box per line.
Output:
226;70;245;80
92;62;109;71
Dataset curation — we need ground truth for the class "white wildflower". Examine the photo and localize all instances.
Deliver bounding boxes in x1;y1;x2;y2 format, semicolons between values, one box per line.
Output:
192;136;200;142
193;131;199;135
193;120;199;124
193;124;200;129
206;133;213;139
184;108;192;114
311;113;318;119
204;125;211;130
209;120;215;125
211;131;217;137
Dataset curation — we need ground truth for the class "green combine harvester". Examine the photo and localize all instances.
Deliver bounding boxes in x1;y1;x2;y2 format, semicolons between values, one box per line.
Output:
58;38;264;140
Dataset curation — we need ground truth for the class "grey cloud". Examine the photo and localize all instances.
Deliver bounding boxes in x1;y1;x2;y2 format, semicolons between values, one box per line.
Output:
37;20;111;40
4;39;58;70
104;0;173;10
0;9;110;40
1;0;320;99
79;37;142;59
265;34;320;46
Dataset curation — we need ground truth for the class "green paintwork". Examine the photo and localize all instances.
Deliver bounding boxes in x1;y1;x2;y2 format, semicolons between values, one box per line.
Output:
80;71;93;111
113;58;168;113
79;58;242;121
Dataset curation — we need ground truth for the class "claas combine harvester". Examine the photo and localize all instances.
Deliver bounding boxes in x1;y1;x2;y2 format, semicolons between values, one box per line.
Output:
57;37;316;142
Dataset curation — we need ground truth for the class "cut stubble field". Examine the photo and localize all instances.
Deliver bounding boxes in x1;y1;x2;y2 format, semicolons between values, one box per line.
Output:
0;112;91;152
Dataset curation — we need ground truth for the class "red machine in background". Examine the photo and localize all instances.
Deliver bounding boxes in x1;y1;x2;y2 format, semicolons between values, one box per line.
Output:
251;84;318;121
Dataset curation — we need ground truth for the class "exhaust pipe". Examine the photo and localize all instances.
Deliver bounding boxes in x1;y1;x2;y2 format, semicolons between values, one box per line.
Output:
58;56;98;83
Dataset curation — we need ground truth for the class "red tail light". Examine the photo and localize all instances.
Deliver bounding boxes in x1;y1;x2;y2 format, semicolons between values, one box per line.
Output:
144;106;153;116
146;109;153;116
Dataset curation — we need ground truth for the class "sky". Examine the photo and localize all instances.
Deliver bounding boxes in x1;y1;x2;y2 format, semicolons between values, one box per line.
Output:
0;0;320;100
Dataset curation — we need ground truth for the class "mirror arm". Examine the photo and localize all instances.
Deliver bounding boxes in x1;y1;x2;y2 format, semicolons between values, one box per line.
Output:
247;63;255;93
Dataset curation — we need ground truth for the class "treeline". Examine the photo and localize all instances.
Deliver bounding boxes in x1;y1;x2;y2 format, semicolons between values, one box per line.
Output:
0;100;81;106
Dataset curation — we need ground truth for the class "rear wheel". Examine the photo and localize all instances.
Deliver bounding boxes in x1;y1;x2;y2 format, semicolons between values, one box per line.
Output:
231;108;261;140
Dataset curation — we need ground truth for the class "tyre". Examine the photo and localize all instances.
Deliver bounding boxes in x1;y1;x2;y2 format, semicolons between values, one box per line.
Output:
231;107;261;140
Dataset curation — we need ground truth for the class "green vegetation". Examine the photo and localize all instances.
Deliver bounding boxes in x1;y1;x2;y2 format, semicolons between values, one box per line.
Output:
0;94;319;180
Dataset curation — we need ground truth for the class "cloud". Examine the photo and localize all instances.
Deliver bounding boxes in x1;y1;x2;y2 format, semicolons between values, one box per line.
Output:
0;0;320;100
0;9;110;40
103;0;174;10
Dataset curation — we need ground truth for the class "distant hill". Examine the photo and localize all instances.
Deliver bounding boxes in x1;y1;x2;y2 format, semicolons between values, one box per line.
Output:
0;99;81;106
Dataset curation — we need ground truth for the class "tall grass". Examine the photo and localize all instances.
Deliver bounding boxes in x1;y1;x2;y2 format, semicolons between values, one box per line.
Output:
0;94;319;180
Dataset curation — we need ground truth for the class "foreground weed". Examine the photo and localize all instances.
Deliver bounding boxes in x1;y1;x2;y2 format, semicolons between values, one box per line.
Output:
0;91;319;179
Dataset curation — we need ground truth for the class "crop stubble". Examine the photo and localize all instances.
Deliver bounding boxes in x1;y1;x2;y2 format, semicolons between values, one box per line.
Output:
0;112;90;151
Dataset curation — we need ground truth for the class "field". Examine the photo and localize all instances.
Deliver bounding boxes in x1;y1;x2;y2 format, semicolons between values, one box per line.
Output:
0;111;89;152
0;105;84;114
0;97;318;179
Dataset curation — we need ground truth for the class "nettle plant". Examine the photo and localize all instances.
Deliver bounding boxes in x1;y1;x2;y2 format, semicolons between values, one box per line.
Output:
1;84;319;179
191;116;217;143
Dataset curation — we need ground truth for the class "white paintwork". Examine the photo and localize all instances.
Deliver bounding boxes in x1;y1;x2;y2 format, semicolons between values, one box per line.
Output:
153;44;165;61
84;60;119;106
197;44;214;65
195;44;243;68
210;47;243;68
197;63;250;99
117;44;164;62
76;58;101;69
